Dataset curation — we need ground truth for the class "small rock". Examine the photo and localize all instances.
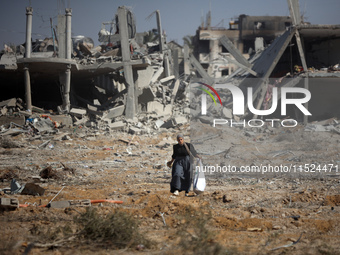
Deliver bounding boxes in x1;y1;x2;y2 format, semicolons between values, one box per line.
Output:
223;195;231;203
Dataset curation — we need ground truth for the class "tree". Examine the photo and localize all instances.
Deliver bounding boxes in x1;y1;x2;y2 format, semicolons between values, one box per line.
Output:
143;30;158;44
182;35;195;50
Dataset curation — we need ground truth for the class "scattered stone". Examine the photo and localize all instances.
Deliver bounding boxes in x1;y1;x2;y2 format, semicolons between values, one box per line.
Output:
0;198;19;210
103;105;125;119
222;194;231;203
69;108;87;118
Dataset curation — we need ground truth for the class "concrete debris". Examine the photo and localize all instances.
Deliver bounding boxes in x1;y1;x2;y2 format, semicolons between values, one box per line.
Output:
147;101;172;116
173;116;187;126
0;198;19;210
0;3;340;253
69;108;87;118
129;127;142;135
136;66;155;89
160;75;175;84
150;67;164;83
108;121;125;130
49;200;71;208
32;117;56;133
154;119;165;129
0;5;193;136
305;123;340;134
222;107;233;118
103;105;125;119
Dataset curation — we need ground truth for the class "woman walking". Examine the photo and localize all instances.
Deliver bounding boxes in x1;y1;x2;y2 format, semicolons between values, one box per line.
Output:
167;134;201;196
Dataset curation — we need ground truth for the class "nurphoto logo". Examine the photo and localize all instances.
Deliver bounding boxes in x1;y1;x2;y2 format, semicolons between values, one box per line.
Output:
192;81;312;128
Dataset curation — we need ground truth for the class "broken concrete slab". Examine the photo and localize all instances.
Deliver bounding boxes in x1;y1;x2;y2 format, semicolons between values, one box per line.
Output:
222;107;233;118
103;105;125;119
108;121;125;130
49;200;71;208
160;75;175;84
0;115;25;127
18;110;32;117
173;116;187;125
0;128;27;137
183;107;191;114
136;66;155;89
33;118;55;133
150;66;164;83
170;79;180;106
74;117;88;126
147;101;172;116
154;119;165;129
87;104;104;117
129;127;142;135
0;107;8;115
32;105;45;113
69;108;87;118
0;98;17;108
0;198;19;210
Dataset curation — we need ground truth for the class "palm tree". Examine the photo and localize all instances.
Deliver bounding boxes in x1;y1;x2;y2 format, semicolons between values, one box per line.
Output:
182;35;195;50
143;30;158;44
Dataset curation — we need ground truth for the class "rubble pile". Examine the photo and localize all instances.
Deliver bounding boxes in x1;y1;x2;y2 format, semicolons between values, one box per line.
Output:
0;6;194;137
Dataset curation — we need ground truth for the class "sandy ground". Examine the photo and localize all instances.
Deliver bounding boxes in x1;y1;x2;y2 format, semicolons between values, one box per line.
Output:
0;123;339;254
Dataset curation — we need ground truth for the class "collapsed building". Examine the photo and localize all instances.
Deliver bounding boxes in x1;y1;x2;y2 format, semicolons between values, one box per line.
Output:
194;13;292;77
188;0;340;124
0;0;339;136
0;6;189;133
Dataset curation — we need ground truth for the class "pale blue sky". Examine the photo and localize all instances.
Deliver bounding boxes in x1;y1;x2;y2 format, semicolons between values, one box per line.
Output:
0;0;339;48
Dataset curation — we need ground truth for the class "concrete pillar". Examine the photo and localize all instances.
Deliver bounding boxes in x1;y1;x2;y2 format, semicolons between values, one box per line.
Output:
61;8;72;113
25;7;33;58
65;8;72;59
24;66;32;112
118;6;135;119
164;53;171;77
208;40;219;77
183;44;190;77
57;14;66;58
173;49;179;79
156;10;164;53
24;7;33;112
156;10;170;77
62;65;71;112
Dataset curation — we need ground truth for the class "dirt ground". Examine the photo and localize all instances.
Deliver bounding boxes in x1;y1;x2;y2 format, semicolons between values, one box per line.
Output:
0;123;339;255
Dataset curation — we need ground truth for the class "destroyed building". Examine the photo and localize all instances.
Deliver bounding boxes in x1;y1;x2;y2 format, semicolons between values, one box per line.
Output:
193;13;292;77
0;6;191;132
0;0;339;134
188;1;340;124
